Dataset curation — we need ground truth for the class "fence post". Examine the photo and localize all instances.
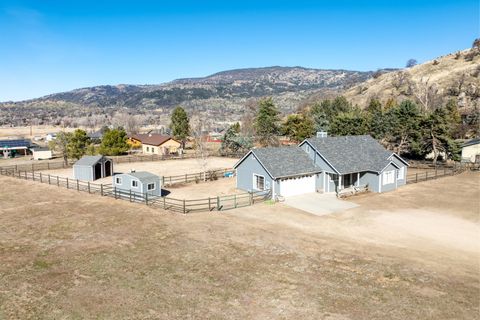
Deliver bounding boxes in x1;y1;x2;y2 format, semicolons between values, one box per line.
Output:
114;187;117;199
77;179;79;191
145;193;148;205
208;197;211;211
57;176;59;187
88;181;90;193
40;172;42;183
47;162;50;170
48;174;51;185
435;169;437;179
163;196;166;209
217;196;220;211
101;184;104;196
249;192;253;205
25;171;27;180
185;174;187;183
31;163;34;172
129;190;132;202
67;178;70;189
183;199;186;214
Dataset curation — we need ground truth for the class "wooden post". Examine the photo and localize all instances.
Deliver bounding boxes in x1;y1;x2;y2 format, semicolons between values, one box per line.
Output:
66;178;69;189
217;196;220;211
249;192;253;205
208;197;211;211
39;172;42;183
57;176;59;187
145;193;148;205
185;174;187;183
129;190;132;202
47;162;50;170
101;184;104;196
77;179;79;191
163;196;166;209
88;182;90;193
48;174;51;184
25;171;27;180
183;199;186;214
435;169;437;179
415;173;418;183
114;187;117;199
234;194;237;208
31;163;34;172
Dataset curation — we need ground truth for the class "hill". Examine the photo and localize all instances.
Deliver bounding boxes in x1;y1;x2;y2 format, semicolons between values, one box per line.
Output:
343;48;480;111
0;67;375;126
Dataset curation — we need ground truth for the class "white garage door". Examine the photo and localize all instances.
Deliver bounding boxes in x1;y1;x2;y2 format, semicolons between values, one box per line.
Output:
279;175;316;197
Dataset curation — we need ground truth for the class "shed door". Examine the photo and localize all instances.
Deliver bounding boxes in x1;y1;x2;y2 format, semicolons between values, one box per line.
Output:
279;175;316;197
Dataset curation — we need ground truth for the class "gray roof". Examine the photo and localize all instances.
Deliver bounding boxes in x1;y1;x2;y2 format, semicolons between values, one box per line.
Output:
124;171;160;182
74;155;104;166
462;138;480;148
305;135;395;174
250;146;321;179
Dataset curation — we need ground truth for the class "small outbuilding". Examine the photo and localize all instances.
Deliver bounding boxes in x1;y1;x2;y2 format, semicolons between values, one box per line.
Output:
31;147;53;160
461;138;480;163
113;171;162;196
1;139;31;158
73;155;113;181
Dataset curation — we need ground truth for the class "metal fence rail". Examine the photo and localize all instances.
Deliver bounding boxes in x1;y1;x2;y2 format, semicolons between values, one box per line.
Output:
0;167;270;214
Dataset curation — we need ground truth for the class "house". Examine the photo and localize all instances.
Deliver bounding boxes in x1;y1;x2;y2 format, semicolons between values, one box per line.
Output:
113;171;162;196
129;134;181;155
461;138;480;163
87;130;103;142
234;135;409;199
73;155;113;181
45;133;57;142
299;135;408;193
0;139;31;158
234;146;322;197
31;147;53;160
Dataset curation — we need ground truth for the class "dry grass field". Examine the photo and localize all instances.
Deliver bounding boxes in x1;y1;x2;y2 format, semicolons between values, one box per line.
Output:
0;126;76;139
0;172;479;319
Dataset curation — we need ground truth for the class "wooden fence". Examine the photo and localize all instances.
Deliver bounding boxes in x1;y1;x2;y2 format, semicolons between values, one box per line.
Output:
405;163;468;184
0;167;270;214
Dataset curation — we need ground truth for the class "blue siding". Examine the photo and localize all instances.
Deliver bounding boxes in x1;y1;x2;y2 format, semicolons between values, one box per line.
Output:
113;174;161;196
73;165;94;181
235;153;275;196
359;171;380;192
379;163;398;192
390;155;408;187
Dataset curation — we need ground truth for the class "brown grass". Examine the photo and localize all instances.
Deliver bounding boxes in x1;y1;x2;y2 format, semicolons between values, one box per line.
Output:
0;172;478;319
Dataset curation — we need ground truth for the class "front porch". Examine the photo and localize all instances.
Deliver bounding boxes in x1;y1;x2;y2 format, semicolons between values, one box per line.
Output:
324;172;366;194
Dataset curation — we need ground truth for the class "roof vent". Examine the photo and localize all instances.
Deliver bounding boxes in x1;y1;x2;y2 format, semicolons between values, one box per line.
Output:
130;169;136;173
316;131;327;138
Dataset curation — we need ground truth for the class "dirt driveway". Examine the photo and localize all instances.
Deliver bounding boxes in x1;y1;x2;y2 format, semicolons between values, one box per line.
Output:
0;172;478;319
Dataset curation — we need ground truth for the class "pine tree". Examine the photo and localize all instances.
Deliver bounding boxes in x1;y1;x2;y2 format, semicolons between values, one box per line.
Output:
254;98;280;146
99;128;129;156
281;114;315;142
170;107;190;148
67;129;91;160
309;102;330;132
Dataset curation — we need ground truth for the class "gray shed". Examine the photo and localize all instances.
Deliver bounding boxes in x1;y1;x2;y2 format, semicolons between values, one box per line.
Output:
113;171;162;197
73;155;113;181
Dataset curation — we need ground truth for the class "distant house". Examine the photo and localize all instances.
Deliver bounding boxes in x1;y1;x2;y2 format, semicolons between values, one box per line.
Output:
129;134;181;155
45;133;57;142
87;130;103;142
31;147;53;160
234;134;409;198
73;155;113;181
461;138;480;163
113;171;162;196
0;139;31;158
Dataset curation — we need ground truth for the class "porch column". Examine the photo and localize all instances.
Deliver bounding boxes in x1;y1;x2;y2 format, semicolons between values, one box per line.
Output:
357;172;360;186
338;175;342;191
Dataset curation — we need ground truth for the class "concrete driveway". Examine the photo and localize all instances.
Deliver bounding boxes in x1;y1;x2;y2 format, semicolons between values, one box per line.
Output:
283;193;358;216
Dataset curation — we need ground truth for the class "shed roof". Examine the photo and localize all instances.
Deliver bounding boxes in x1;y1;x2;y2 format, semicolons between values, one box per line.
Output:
0;139;30;149
122;171;160;182
74;155;104;166
461;138;480;148
245;146;321;179
130;134;177;146
304;135;396;174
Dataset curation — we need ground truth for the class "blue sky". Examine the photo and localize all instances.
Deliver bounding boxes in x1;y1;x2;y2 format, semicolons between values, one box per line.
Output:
1;0;478;101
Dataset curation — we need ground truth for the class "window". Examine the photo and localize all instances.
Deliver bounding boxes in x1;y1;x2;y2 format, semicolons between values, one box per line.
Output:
382;170;395;185
397;167;405;180
152;147;155;153
146;146;149;152
253;174;265;191
115;177;122;185
147;183;155;191
131;180;139;188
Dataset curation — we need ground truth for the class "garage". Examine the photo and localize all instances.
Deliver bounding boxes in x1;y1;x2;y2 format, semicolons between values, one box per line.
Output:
279;175;316;197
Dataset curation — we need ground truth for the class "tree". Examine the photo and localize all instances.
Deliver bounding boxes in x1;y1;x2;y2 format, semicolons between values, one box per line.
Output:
445;99;462;138
190;113;211;181
406;59;417;68
419;108;453;164
365;99;388;139
254;97;280;146
329;109;369;136
170;107;190;148
48;132;72;165
67;129;91;160
98;128;129;156
309;102;330;132
281;114;315;142
473;38;480;49
384;100;421;155
221;123;252;154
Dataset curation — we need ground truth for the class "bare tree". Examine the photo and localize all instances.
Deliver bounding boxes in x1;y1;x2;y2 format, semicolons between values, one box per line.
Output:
240;98;257;137
190;113;212;181
409;77;440;111
111;112;143;134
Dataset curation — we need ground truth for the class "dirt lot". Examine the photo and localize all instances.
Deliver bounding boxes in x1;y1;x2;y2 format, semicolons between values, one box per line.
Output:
164;176;241;198
0;172;478;319
39;156;240;184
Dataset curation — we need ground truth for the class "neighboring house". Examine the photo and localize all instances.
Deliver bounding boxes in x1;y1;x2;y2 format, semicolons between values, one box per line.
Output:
113;171;162;196
73;155;113;181
0;139;31;158
233;146;321;198
45;133;57;142
88;130;103;142
129;134;181;155
31;147;53;160
234;135;409;198
299;135;408;193
461;138;480;163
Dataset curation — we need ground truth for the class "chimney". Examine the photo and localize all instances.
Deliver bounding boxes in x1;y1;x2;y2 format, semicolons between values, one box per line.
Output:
316;131;328;138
